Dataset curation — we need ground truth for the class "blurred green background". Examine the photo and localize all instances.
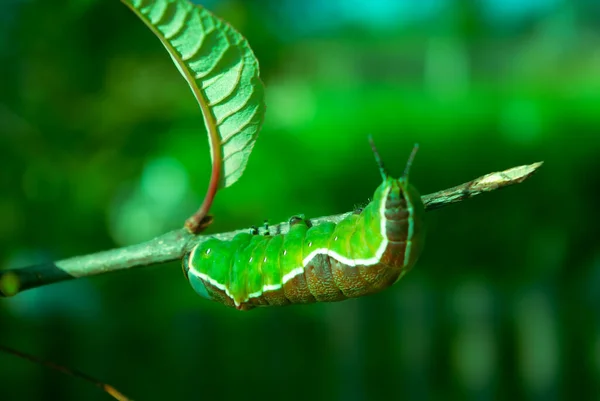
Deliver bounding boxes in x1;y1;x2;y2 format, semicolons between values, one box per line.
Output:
1;0;600;400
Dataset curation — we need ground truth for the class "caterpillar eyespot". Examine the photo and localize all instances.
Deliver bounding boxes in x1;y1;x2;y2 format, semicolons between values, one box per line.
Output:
183;139;426;311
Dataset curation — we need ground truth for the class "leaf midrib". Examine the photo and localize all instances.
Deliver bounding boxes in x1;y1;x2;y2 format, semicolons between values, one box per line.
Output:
121;0;222;176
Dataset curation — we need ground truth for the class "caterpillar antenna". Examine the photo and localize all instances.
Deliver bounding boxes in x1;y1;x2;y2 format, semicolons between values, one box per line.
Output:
403;143;419;181
368;135;389;180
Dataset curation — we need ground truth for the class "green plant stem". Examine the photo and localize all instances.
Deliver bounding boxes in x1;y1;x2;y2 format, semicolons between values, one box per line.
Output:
0;161;542;298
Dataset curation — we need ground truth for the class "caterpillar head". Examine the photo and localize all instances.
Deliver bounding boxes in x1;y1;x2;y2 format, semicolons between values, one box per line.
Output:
368;136;423;207
368;136;426;273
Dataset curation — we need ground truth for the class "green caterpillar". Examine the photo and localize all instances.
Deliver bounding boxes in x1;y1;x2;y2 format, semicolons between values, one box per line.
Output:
183;140;426;310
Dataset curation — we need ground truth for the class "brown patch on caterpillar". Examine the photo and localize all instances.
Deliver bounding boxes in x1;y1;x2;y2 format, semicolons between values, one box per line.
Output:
372;267;402;293
357;262;398;290
384;196;409;221
384;207;409;222
330;258;371;298
384;187;411;242
283;270;316;304
304;254;346;302
385;218;410;243
246;293;270;308
261;287;291;306
380;241;409;268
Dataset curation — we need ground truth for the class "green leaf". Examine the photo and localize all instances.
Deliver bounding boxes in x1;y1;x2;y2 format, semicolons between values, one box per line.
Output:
121;0;266;188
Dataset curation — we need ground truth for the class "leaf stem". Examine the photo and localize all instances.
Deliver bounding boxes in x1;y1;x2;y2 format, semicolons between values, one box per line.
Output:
0;161;542;297
184;155;221;234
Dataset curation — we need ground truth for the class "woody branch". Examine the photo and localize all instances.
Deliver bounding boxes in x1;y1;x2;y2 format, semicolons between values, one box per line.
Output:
0;161;542;297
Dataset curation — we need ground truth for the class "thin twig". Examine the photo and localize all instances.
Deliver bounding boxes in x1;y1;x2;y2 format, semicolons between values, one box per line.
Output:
0;343;132;401
0;161;543;297
422;161;544;211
